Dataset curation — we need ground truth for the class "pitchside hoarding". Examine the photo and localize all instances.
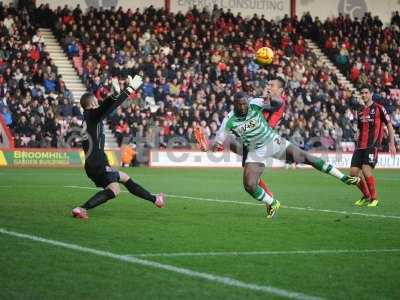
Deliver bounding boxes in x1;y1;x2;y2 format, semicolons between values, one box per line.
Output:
0;149;120;167
149;150;400;168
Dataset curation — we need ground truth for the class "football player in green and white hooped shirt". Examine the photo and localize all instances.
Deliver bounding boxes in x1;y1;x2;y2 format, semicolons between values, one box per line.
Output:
212;92;361;218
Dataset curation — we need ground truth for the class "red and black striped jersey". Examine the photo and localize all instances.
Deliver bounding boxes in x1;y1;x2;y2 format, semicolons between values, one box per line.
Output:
357;102;391;149
262;95;287;128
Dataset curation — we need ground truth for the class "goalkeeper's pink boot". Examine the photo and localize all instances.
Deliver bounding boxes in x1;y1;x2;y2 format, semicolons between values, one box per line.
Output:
155;193;166;208
72;207;88;219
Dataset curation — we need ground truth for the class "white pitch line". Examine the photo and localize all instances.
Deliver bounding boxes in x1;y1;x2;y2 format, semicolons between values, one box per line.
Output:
126;248;400;258
0;172;80;177
0;228;323;300
167;193;260;206
64;185;400;220
284;205;400;220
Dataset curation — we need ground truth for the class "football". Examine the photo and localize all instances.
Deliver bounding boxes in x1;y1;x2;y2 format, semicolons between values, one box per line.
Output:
255;47;274;65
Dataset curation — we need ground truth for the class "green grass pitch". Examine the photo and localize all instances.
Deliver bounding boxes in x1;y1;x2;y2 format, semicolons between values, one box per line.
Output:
0;167;399;299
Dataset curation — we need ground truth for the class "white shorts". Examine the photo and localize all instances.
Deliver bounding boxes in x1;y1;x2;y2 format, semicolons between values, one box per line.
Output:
245;136;291;166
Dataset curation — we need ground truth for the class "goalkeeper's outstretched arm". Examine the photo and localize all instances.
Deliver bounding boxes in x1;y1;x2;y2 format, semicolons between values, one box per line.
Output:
94;75;143;120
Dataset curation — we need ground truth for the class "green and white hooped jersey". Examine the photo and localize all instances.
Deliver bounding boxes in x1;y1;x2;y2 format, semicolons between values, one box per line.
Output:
216;98;278;149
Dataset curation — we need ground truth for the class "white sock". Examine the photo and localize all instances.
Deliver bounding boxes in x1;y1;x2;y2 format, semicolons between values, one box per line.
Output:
329;167;345;179
322;162;344;180
260;189;274;205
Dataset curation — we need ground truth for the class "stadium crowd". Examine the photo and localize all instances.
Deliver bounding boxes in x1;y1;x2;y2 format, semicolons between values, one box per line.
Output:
1;2;399;152
0;2;81;147
311;11;400;91
52;5;400;151
295;10;400;149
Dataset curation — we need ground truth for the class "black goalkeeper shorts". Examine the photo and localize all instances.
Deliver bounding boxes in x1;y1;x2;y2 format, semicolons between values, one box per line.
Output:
350;147;378;169
85;164;120;188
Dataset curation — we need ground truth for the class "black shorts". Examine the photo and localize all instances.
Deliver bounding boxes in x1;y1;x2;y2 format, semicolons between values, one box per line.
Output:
350;147;378;169
85;164;120;188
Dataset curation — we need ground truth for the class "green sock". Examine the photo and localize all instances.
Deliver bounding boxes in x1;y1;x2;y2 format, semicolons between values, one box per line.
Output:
251;186;273;205
313;159;344;180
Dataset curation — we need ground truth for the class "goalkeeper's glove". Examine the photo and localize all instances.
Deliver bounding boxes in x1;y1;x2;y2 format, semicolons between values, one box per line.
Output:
126;75;143;93
111;77;121;96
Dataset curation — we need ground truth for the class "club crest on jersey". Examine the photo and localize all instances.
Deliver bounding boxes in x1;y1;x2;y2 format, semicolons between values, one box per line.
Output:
360;115;374;122
359;108;375;122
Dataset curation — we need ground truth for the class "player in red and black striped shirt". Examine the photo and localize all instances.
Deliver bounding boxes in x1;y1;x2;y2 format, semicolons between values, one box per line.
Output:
262;80;286;128
350;85;396;207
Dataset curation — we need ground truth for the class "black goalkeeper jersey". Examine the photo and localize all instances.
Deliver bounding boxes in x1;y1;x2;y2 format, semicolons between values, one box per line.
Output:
82;90;130;168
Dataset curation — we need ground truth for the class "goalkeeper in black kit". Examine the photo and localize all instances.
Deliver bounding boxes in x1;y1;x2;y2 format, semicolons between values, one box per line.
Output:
72;75;165;219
